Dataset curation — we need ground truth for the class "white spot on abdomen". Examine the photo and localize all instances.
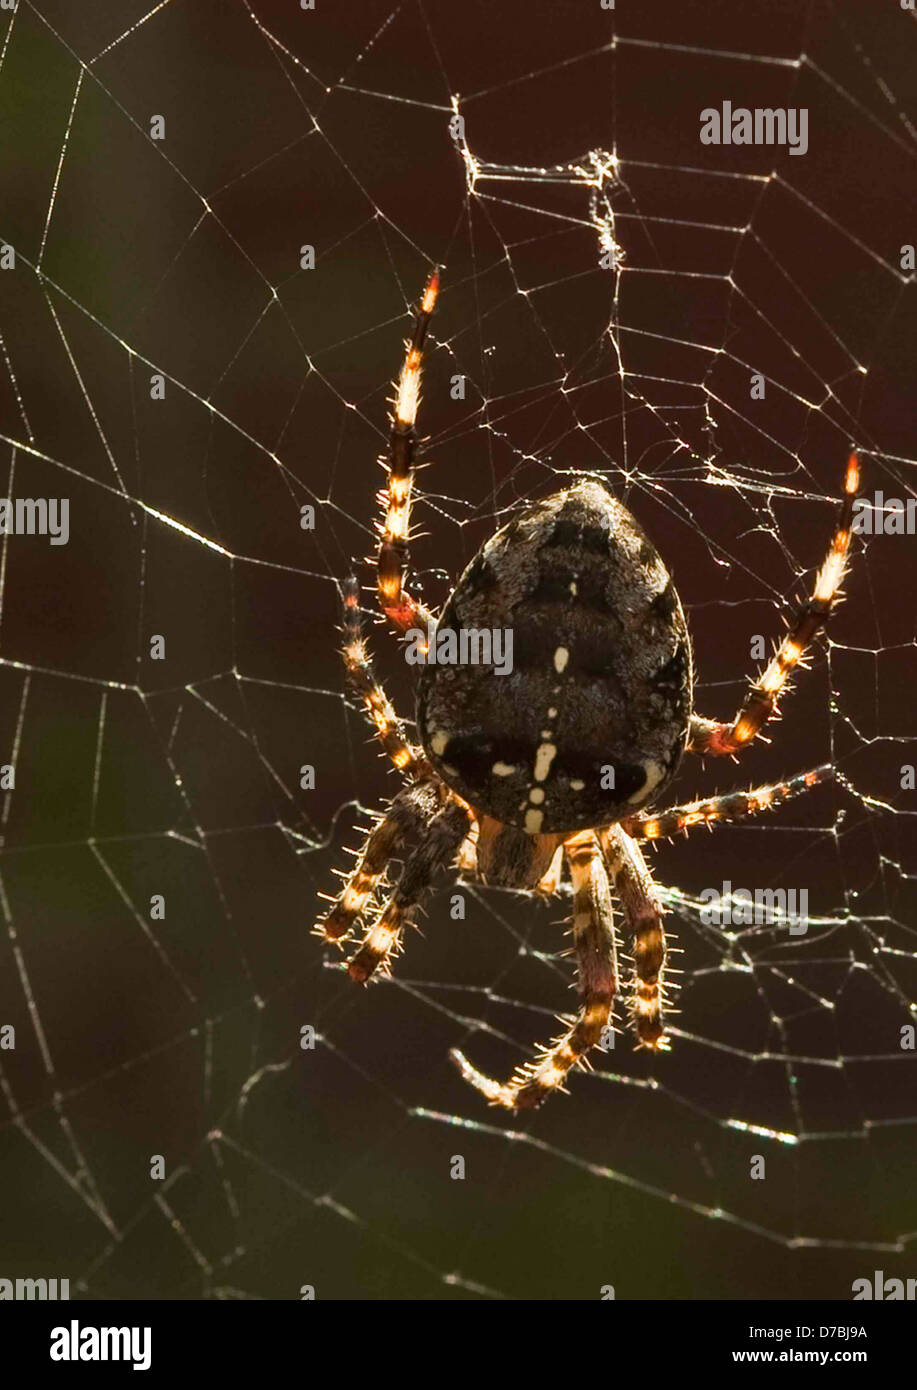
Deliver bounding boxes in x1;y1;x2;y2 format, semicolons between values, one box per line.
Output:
553;647;569;673
491;761;517;776
524;808;544;834
533;742;557;782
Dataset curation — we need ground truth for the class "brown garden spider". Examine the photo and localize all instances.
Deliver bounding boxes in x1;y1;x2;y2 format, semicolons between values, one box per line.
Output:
316;269;859;1111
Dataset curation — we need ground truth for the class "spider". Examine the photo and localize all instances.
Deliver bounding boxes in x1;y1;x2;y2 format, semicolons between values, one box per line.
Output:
316;269;860;1112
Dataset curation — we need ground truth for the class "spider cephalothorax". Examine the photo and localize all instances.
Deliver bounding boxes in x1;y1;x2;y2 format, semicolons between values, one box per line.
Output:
315;269;860;1112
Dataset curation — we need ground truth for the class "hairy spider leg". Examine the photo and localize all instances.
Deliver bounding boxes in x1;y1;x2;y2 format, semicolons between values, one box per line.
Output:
314;779;444;944
340;575;429;777
451;830;619;1110
605;827;669;1050
689;454;859;757
623;765;833;842
376;269;440;635
347;798;471;984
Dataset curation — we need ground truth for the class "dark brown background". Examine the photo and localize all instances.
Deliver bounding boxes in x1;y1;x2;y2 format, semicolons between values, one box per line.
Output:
0;0;915;1299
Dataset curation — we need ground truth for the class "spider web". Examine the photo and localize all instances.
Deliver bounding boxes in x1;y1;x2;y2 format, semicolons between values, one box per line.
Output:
0;0;915;1301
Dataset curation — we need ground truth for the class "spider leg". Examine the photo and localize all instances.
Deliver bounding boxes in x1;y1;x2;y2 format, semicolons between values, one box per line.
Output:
450;830;619;1110
601;825;668;1050
314;779;444;944
376;270;439;636
347;798;471;984
534;845;565;898
455;817;480;878
340;576;429;777
688;454;859;758
622;764;833;842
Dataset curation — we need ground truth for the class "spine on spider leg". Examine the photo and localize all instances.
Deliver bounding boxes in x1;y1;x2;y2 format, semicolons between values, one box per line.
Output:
377;269;440;631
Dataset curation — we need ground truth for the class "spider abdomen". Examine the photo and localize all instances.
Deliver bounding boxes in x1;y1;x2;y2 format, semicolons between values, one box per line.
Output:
416;481;692;834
